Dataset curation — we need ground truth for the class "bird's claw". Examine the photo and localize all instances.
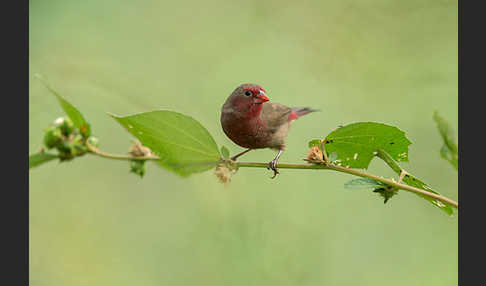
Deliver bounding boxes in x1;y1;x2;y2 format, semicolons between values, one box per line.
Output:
267;160;280;179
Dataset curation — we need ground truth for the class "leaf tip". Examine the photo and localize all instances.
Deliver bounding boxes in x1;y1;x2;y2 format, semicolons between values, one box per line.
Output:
106;112;120;119
33;73;44;81
34;73;49;88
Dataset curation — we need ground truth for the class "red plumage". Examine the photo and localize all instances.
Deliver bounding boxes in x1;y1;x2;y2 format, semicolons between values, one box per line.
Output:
220;83;317;178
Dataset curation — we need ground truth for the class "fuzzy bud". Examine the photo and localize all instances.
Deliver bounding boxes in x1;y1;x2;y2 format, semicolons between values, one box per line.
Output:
306;146;323;162
214;162;238;184
129;141;153;157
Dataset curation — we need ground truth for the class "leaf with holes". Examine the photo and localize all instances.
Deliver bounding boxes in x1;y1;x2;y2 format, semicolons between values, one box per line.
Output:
402;173;454;215
111;110;220;177
322;122;412;169
377;150;455;215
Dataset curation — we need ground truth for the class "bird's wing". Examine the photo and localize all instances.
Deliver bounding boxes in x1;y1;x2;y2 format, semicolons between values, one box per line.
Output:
261;102;292;133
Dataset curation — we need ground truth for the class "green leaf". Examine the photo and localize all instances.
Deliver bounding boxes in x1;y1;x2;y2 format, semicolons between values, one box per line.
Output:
433;111;458;170
373;187;398;204
130;160;147;178
344;178;385;189
401;173;454;215
328;152;338;162
323;122;412;169
220;146;230;159
110;110;220;177
345;178;398;204
308;139;322;148
35;74;91;137
376;150;455;215
29;152;58;169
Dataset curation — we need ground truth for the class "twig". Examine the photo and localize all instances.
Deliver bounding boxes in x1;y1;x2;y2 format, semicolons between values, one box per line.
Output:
320;140;330;164
235;161;458;209
86;142;160;161
84;143;458;209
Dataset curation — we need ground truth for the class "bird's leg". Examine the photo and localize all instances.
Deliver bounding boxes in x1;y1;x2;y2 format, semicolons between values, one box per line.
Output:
267;150;283;179
231;148;252;161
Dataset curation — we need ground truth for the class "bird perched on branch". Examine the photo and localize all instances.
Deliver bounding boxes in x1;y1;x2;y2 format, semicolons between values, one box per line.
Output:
221;83;318;178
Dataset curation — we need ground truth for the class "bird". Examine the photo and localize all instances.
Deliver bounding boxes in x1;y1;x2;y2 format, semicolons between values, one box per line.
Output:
220;83;318;178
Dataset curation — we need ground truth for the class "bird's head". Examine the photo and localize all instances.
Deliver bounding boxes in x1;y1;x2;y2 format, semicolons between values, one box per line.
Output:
241;84;269;104
228;83;269;111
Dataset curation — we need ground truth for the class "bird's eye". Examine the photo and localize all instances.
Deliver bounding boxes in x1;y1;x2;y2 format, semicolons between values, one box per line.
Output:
244;90;252;96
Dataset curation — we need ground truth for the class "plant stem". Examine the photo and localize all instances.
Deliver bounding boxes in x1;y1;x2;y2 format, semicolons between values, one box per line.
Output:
84;144;458;209
374;149;457;205
235;161;458;209
86;142;160;161
375;149;403;174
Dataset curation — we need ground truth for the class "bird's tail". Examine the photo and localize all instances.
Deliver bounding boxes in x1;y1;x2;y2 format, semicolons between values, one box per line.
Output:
289;107;319;121
292;107;319;117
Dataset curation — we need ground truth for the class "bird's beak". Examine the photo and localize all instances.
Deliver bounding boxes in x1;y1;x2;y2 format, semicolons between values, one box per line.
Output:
254;90;269;103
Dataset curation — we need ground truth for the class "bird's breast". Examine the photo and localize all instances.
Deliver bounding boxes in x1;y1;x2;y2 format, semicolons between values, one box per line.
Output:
221;111;272;149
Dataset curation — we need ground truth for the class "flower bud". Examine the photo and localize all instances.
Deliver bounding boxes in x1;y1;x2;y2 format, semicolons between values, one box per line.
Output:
214;161;238;184
58;141;74;154
130;160;147;177
87;136;99;148
71;134;88;156
129;141;152;157
43;126;63;149
53;117;75;136
306;146;323;162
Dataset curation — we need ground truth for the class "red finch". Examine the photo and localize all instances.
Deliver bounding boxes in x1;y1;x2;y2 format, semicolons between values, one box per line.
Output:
221;83;318;178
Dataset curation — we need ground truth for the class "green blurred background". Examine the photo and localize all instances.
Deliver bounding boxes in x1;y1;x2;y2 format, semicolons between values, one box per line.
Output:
29;0;458;285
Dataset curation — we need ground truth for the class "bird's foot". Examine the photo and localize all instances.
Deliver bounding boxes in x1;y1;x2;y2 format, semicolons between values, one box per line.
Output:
267;159;280;179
